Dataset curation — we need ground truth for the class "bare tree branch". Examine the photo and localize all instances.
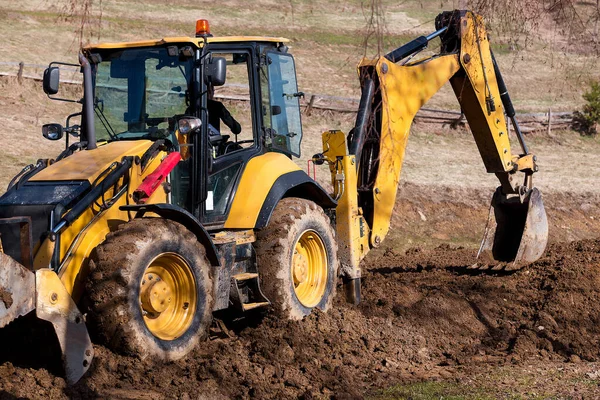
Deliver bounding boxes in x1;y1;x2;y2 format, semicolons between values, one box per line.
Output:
59;0;103;48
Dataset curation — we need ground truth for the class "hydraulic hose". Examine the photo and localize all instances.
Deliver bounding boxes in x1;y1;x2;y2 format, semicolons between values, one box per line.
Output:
491;51;529;155
350;78;375;166
384;27;447;63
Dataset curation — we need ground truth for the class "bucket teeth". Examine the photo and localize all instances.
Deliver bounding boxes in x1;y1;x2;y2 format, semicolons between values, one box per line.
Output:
490;264;505;271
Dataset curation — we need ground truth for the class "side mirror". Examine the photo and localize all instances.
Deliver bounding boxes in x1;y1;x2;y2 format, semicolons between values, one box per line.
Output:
43;67;60;95
271;105;282;116
177;117;202;135
42;123;64;141
205;57;226;87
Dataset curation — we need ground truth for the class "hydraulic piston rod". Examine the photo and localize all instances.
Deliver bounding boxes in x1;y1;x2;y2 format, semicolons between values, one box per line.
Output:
384;26;448;63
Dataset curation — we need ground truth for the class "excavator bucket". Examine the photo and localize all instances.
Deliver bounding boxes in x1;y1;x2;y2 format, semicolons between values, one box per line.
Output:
478;187;548;269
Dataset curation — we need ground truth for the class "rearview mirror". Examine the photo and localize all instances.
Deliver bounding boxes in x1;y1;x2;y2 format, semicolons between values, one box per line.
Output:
205;57;226;87
42;123;64;141
43;67;60;95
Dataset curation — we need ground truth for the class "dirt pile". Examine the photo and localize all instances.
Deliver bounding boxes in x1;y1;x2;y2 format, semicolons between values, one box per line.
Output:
1;238;599;399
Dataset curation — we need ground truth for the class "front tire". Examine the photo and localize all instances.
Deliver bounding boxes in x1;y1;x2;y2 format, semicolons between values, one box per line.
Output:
255;198;338;320
85;218;212;360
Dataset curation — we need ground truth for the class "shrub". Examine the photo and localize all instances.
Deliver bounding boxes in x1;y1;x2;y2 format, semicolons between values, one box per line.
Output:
574;81;600;136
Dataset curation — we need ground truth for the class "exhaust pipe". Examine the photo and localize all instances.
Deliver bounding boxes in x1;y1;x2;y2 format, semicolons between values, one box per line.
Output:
79;53;97;150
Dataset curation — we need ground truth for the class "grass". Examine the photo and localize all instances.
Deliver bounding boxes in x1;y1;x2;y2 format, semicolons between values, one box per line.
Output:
371;363;600;400
1;2;600;196
370;381;501;400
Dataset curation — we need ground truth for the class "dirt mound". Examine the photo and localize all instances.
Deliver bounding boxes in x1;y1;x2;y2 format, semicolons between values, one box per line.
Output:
1;239;599;398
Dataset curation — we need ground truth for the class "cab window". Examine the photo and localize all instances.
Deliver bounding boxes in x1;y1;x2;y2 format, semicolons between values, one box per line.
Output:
263;52;303;157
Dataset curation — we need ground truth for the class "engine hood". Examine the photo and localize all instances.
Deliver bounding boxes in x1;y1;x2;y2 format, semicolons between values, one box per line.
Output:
30;140;154;184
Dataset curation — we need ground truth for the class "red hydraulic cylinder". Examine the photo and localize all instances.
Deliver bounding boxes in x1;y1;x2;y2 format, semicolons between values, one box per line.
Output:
133;152;180;204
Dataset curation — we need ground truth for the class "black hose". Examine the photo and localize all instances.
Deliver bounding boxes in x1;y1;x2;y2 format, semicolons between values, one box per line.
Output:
491;51;529;155
349;78;375;165
384;27;448;64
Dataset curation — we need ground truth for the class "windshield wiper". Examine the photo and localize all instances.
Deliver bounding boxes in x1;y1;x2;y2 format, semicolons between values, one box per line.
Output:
94;98;119;140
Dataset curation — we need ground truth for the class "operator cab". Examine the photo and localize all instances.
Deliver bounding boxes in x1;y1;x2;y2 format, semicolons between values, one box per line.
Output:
41;20;304;229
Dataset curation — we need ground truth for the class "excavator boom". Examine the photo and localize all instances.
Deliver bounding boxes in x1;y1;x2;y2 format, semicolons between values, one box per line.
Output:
319;10;548;295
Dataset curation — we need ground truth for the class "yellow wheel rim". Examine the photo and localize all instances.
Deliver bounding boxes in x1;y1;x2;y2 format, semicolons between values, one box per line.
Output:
139;253;197;340
292;230;328;308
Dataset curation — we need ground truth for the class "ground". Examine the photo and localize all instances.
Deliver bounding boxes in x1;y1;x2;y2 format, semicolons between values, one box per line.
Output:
2;205;600;399
2;0;600;398
0;175;599;399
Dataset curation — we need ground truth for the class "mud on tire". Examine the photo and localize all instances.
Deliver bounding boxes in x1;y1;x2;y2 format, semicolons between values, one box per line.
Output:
255;198;338;320
85;218;213;360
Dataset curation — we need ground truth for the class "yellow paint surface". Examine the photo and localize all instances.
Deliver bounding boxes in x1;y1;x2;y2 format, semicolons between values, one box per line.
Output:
87;36;289;51
224;153;301;229
371;54;460;247
31;141;153;183
30;141;167;299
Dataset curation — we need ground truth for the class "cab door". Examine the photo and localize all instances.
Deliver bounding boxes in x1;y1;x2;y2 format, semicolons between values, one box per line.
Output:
261;51;304;158
200;48;262;226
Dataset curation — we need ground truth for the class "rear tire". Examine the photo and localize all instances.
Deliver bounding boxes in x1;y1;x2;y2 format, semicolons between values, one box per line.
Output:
255;198;338;320
85;218;212;360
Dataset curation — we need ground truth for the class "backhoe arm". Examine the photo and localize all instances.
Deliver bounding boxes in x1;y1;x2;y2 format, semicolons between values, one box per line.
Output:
318;10;548;301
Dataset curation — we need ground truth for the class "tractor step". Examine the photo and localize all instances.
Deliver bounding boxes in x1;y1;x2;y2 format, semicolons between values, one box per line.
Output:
230;271;270;312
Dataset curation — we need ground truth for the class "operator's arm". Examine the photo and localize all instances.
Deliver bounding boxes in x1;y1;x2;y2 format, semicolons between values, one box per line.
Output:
218;102;242;135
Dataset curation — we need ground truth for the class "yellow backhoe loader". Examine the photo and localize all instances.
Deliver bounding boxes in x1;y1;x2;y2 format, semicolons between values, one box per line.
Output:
0;10;547;383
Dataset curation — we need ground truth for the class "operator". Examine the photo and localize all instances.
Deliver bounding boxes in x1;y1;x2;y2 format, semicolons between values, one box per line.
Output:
207;83;241;135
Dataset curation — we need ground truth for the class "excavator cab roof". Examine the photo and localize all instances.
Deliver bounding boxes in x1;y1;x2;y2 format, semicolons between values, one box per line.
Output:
85;35;290;51
85;18;289;51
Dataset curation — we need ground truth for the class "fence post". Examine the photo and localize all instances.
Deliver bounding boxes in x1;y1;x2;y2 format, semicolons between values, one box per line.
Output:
305;94;316;116
17;62;24;83
547;108;552;135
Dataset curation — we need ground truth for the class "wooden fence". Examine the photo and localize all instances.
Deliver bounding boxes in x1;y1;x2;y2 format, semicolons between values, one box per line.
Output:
0;61;574;133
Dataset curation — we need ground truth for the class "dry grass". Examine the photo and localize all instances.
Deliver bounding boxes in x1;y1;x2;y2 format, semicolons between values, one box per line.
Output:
299;107;600;196
1;76;597;198
0;77;69;190
2;0;600;111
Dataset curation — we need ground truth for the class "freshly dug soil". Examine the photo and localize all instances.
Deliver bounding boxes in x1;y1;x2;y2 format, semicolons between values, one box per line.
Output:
1;238;599;399
0;287;12;309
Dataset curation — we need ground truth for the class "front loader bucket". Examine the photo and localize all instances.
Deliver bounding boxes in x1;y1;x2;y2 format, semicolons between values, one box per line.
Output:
0;253;35;327
0;252;94;384
478;187;548;269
